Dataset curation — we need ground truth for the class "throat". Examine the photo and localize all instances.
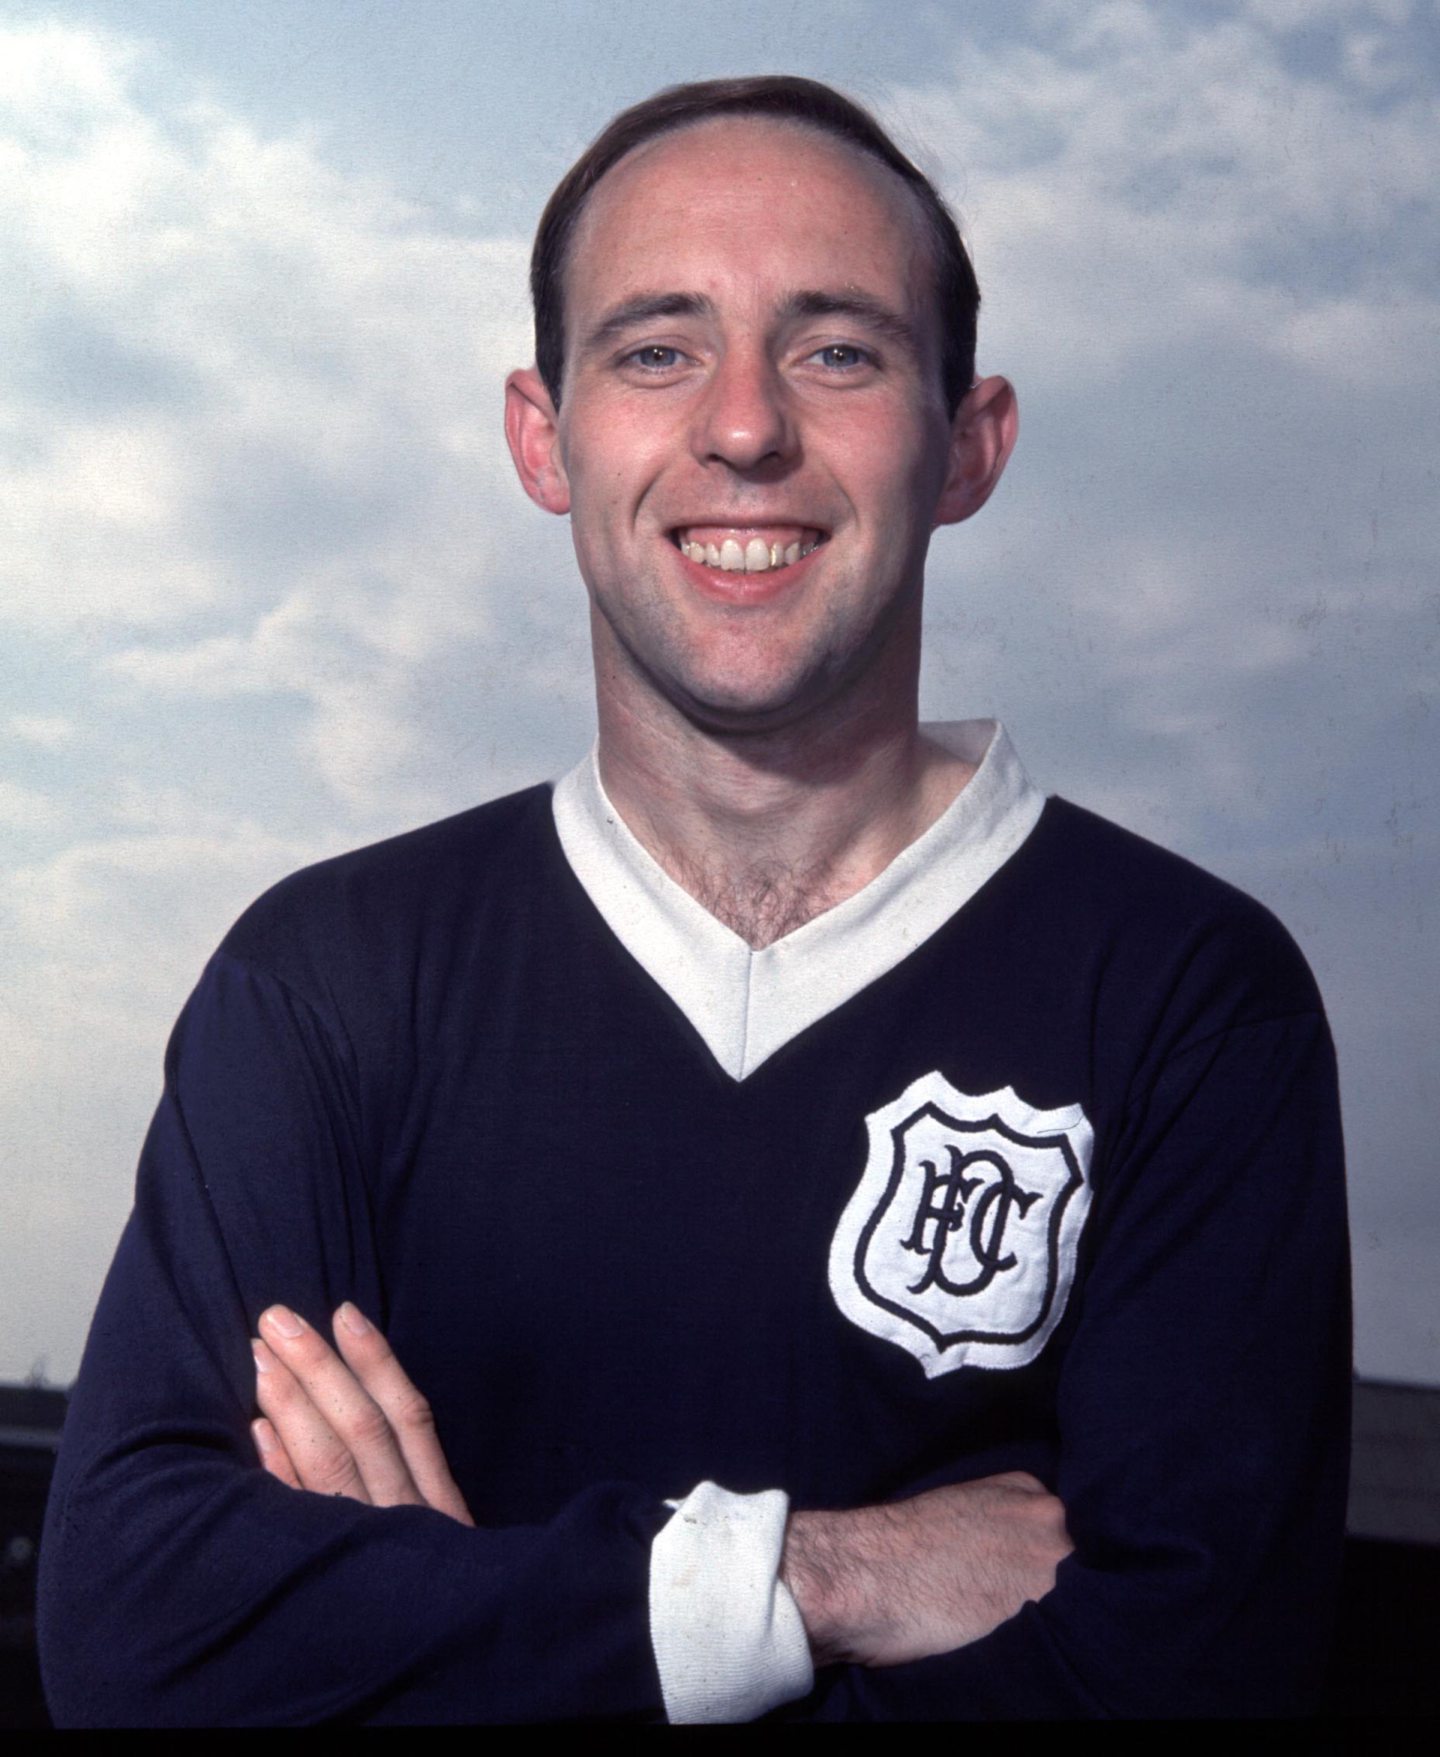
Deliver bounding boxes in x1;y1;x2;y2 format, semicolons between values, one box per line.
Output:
664;848;849;949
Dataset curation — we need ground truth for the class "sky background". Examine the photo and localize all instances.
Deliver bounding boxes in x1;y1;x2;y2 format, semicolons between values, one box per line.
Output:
1;0;1436;1386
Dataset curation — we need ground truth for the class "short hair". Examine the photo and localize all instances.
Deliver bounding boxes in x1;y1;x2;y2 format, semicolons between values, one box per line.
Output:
530;75;980;415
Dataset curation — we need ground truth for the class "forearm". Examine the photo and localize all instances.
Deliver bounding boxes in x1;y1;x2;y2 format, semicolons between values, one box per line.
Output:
781;1474;1070;1672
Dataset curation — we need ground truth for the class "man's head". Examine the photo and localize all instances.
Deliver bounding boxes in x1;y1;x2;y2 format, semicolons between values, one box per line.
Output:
530;76;980;417
505;80;1016;742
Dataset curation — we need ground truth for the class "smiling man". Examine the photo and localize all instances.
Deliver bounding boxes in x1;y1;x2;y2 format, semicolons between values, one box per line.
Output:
40;78;1350;1724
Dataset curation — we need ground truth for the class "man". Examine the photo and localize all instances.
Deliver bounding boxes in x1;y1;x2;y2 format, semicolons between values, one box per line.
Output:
39;77;1350;1722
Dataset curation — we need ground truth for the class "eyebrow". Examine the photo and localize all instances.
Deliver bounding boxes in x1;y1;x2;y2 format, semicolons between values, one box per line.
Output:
579;293;716;357
577;288;923;360
777;290;922;358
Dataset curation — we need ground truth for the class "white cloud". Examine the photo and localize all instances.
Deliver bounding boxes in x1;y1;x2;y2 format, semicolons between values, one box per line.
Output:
890;6;1439;809
9;713;77;748
1;21;533;640
0;18;557;826
890;7;1437;388
0;777;62;829
1;821;339;1015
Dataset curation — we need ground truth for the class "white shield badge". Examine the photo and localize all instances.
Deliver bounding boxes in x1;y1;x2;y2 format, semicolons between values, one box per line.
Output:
829;1071;1093;1377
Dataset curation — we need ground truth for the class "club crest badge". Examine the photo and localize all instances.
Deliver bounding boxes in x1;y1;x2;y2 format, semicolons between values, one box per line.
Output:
829;1072;1093;1377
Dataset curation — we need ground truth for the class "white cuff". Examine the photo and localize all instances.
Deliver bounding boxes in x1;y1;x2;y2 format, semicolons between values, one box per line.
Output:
648;1480;815;1723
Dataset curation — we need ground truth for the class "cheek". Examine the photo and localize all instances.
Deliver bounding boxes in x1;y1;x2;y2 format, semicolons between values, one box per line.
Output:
837;440;937;546
565;420;672;539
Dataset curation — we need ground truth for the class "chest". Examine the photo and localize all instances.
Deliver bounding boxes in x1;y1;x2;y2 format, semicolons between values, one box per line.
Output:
368;915;1106;1512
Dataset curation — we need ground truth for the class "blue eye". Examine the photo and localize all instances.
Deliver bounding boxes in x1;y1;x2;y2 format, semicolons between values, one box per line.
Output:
627;345;683;371
813;344;869;370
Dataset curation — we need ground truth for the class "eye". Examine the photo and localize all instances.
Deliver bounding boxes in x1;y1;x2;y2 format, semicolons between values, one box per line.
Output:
810;343;872;371
623;344;686;372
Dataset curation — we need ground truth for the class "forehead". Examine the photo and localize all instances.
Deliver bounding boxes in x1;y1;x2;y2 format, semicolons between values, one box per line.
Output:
565;116;933;324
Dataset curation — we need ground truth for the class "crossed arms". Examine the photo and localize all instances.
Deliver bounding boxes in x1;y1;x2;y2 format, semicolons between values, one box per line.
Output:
249;1299;1072;1687
39;870;1352;1724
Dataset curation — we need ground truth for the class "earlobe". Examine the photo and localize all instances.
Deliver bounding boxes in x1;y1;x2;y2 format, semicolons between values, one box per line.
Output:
934;375;1019;528
504;368;571;515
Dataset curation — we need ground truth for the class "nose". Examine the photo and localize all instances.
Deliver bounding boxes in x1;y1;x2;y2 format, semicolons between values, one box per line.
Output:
691;345;797;475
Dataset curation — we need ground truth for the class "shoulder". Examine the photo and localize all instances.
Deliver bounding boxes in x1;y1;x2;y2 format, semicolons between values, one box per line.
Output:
1008;797;1326;1039
217;782;557;993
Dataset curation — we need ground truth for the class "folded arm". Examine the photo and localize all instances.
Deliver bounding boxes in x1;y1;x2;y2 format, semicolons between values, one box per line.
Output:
250;1302;1074;1681
41;915;1350;1723
38;953;669;1726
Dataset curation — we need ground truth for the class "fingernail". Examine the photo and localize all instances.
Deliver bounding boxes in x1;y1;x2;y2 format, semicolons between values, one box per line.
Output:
262;1305;304;1339
337;1302;371;1337
252;1419;273;1454
251;1339;272;1373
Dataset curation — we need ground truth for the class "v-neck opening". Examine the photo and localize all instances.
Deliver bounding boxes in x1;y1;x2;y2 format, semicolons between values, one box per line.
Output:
551;721;1045;1082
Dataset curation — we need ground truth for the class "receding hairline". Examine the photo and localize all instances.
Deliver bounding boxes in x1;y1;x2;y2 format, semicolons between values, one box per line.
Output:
530;76;980;414
558;113;949;373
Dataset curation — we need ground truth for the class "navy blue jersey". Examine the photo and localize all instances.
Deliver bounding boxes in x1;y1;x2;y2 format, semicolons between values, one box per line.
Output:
38;729;1350;1722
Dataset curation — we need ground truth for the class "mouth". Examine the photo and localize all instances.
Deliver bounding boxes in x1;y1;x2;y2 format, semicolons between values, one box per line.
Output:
670;525;826;575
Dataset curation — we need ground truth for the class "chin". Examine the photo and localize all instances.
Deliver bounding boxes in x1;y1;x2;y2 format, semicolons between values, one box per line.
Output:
666;667;845;737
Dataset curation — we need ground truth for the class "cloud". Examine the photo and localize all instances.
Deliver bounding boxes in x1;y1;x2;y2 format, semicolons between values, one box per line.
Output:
0;778;62;830
0;9;1435;1383
0;20;534;649
9;714;78;748
890;4;1439;820
0;18;582;826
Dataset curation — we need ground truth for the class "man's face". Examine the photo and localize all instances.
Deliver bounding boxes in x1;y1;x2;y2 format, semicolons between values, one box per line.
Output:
511;117;996;735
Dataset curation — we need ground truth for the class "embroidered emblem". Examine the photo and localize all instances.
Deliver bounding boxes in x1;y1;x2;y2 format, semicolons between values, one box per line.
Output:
829;1072;1093;1377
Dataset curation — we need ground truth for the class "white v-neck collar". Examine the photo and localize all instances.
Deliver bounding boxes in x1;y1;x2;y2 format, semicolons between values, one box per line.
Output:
551;720;1044;1082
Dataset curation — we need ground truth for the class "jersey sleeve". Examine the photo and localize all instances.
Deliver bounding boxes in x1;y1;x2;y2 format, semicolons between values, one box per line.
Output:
37;949;670;1726
776;984;1351;1717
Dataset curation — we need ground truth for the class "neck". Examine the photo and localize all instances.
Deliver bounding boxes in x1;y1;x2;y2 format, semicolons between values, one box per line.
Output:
594;655;975;950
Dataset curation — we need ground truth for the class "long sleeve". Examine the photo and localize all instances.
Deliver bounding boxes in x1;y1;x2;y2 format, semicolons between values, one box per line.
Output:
773;992;1351;1718
38;949;669;1725
37;780;1353;1723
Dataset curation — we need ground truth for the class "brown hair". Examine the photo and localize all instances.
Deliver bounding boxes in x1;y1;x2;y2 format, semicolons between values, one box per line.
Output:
530;75;980;414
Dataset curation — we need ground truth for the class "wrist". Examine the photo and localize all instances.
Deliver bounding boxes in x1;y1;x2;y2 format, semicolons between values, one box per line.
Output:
781;1507;863;1669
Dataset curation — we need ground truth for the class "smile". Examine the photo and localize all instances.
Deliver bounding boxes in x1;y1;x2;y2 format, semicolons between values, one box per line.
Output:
671;526;825;574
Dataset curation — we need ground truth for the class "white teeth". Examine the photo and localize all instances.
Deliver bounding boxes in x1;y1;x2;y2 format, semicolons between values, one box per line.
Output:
677;531;821;572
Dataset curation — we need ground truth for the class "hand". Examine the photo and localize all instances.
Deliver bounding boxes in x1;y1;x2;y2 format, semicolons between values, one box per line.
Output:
781;1472;1070;1668
250;1301;473;1525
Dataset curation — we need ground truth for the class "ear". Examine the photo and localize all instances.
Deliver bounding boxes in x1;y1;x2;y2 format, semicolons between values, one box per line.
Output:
933;374;1018;528
504;367;571;515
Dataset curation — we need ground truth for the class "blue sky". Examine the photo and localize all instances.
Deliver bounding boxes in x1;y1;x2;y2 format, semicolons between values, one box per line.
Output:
1;0;1437;1383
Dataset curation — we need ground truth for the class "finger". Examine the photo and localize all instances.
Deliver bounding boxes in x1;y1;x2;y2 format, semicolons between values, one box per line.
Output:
251;1416;303;1491
258;1306;425;1507
333;1303;474;1525
252;1328;382;1506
